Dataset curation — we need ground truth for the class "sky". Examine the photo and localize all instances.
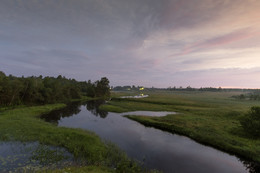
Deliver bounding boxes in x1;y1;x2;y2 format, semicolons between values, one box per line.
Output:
0;0;260;88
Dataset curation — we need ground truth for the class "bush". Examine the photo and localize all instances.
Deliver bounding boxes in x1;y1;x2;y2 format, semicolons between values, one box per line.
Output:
240;106;260;138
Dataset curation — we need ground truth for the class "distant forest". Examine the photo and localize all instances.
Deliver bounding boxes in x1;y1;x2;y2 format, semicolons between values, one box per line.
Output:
0;71;110;106
113;85;259;92
112;85;260;100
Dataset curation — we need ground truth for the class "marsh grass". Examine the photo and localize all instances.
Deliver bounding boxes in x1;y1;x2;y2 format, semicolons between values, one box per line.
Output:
0;104;144;172
104;90;260;162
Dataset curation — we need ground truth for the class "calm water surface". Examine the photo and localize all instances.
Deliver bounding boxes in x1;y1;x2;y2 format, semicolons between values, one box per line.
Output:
41;100;259;173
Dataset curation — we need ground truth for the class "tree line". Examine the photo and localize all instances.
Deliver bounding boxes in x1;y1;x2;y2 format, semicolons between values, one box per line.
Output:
232;90;260;101
112;85;260;93
0;71;110;106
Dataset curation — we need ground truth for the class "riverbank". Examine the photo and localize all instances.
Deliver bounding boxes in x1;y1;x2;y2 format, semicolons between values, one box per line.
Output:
102;90;260;163
0;103;141;172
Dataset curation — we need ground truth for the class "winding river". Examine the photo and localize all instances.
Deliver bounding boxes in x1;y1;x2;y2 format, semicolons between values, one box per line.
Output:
41;100;258;173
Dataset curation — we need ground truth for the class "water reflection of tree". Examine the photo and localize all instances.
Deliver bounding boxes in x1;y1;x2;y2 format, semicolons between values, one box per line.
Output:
41;102;82;124
86;100;108;118
241;158;260;173
41;100;108;124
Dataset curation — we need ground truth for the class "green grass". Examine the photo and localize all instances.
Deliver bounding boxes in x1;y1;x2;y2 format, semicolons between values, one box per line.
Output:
42;165;115;173
0;103;142;172
103;90;260;163
43;165;160;173
2;90;259;171
99;104;129;113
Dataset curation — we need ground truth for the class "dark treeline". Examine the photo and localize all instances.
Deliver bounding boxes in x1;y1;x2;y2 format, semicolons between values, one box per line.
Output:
0;71;110;106
112;85;258;93
166;86;223;91
166;86;258;92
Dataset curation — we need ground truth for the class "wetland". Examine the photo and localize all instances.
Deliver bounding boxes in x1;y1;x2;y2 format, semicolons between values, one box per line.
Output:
41;99;257;173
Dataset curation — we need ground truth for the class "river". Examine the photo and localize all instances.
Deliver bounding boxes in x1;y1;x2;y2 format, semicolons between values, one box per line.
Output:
41;100;258;173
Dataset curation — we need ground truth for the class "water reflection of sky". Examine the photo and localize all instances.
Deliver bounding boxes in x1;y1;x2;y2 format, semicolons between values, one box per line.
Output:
40;101;259;173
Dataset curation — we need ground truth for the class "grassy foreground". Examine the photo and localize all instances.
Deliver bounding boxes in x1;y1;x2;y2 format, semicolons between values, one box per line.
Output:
102;90;260;162
0;103;141;172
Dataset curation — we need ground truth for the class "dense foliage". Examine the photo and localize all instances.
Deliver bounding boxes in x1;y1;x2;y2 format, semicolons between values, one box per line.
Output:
0;71;110;106
240;106;260;138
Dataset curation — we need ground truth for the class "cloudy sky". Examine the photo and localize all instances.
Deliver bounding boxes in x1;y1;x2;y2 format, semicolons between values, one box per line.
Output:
1;0;260;88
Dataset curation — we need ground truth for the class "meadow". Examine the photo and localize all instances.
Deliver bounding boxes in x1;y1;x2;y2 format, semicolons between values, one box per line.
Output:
0;102;142;172
101;90;260;163
1;89;259;172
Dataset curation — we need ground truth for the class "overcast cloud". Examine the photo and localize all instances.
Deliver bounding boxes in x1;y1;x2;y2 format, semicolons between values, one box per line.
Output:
0;0;260;88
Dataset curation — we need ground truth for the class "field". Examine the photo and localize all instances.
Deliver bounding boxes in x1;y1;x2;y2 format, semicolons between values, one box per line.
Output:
101;90;260;163
0;102;142;172
1;89;259;172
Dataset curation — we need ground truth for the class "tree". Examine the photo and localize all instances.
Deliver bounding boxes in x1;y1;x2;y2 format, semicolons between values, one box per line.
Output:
86;84;95;97
240;106;260;138
0;71;6;78
94;77;110;98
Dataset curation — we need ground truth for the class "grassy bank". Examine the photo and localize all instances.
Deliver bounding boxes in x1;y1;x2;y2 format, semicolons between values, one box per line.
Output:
43;165;114;173
0;103;141;172
102;90;260;162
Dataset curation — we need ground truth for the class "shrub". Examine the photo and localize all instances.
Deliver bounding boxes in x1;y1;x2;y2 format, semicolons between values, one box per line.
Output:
240;106;260;138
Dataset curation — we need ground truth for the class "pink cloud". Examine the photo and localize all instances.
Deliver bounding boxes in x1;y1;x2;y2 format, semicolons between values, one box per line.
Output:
170;28;259;57
198;29;257;47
